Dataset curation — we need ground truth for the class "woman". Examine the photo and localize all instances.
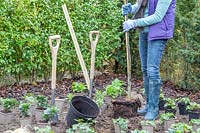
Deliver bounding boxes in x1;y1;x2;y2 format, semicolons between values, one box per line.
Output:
122;0;176;120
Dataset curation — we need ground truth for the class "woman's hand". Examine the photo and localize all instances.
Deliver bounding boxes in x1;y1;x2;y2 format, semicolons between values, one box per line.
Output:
123;19;137;32
121;3;133;16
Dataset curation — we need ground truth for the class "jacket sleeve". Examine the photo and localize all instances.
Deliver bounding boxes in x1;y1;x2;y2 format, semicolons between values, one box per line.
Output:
131;3;140;14
134;0;172;27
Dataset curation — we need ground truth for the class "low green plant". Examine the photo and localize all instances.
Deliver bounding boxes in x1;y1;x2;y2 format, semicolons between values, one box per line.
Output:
19;102;30;118
95;90;106;107
0;98;3;105
113;117;129;133
24;93;36;105
160;113;175;124
105;79;125;98
159;89;165;100
190;119;200;125
36;95;48;110
34;126;54;133
160;92;165;100
140;88;145;95
66;121;95;133
164;98;176;109
167;122;193;133
186;102;200;111
66;93;74;101
43;106;58;122
131;129;149;133
71;82;87;93
140;120;156;128
159;88;164;99
176;97;190;105
2;98;17;112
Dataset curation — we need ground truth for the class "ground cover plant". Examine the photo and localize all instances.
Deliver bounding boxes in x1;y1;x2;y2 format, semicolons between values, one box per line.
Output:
190;119;200;125
94;90;106;107
164;98;177;115
160;113;175;124
43;106;59;122
113;117;129;133
1;98;17;113
19;102;30;117
34;126;54;133
167;122;193;133
71;82;87;93
24;93;37;105
176;97;190;105
105;79;125;98
66;93;74;101
186;102;200;112
36;95;48;110
164;98;176;110
66;120;95;133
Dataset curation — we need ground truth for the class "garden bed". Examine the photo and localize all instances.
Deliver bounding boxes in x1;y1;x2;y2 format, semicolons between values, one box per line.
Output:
0;73;199;132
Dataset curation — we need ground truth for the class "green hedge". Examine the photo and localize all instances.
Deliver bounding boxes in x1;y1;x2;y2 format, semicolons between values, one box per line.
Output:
0;0;124;83
0;0;199;90
161;0;200;90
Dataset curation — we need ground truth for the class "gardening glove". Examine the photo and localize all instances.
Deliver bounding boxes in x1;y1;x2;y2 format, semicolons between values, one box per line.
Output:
121;3;134;16
123;19;137;32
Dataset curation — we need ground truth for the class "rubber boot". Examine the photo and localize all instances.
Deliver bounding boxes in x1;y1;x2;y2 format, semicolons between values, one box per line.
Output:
145;79;161;120
137;77;149;115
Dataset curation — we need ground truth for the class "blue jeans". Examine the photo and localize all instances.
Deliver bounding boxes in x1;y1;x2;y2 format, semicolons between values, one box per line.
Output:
139;32;167;81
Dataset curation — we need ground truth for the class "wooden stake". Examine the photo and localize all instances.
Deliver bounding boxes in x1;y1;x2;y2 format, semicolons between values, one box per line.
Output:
62;4;90;90
124;0;132;98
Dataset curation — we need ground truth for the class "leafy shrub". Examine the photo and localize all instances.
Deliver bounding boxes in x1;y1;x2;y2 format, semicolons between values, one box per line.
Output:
2;98;17;112
19;102;30;117
168;122;193;133
43;106;58;122
66;93;74;101
106;79;125;98
71;82;87;93
176;97;190;105
0;0;123;83
161;0;200;90
190;119;200;125
24;93;37;105
0;0;199;91
94;90;106;107
36;95;48;110
186;102;200;112
160;113;175;124
164;98;176;109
